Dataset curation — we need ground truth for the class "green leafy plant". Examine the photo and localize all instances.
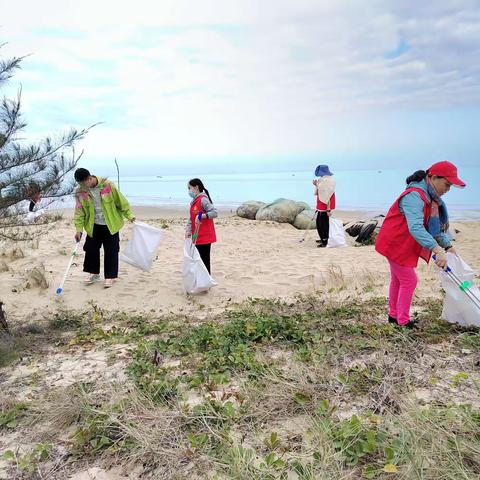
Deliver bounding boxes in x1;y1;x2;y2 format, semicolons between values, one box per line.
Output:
263;432;282;451
0;403;28;429
3;442;53;475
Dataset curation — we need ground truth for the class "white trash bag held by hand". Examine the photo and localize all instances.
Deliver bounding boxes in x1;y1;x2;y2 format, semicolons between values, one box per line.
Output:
439;252;480;327
183;238;217;294
327;218;347;248
120;221;162;272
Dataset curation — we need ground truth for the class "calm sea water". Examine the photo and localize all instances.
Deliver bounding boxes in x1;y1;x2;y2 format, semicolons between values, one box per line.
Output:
113;167;480;219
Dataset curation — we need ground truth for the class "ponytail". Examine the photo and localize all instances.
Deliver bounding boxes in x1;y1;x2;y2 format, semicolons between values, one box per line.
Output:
406;170;428;185
203;188;213;203
188;178;213;203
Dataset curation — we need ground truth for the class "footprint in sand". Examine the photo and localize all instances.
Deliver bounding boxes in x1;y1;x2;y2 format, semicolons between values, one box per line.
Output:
121;293;135;298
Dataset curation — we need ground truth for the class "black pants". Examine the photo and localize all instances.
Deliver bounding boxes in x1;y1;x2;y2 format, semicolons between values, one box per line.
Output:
83;224;120;279
196;243;211;274
316;211;330;245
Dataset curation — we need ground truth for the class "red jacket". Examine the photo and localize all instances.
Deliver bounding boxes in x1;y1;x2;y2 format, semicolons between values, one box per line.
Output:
190;194;217;245
375;187;432;267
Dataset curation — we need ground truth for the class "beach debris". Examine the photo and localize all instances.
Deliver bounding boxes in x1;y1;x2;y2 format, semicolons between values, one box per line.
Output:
25;264;49;290
345;218;381;246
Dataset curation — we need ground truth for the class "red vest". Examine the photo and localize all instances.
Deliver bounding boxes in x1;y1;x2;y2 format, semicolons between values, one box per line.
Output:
375;188;432;268
190;194;217;245
316;192;336;211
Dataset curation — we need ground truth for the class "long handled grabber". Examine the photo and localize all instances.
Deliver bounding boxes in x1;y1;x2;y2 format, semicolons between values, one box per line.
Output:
434;254;480;310
56;237;82;295
192;221;201;246
299;210;318;244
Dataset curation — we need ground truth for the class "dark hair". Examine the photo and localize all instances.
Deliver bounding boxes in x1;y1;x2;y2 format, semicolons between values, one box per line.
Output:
27;182;40;196
406;169;428;185
188;178;212;203
74;168;91;182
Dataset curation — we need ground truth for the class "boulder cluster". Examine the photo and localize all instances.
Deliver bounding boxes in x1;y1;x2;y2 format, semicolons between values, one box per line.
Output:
236;199;384;245
236;199;316;230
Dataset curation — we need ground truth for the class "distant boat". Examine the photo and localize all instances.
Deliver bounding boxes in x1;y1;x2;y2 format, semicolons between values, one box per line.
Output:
378;170;382;173
157;175;163;178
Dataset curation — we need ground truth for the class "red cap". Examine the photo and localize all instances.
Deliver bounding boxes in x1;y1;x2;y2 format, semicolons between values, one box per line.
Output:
428;161;466;187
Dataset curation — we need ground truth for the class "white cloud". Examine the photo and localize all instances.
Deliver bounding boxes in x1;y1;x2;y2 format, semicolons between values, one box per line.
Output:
1;0;479;163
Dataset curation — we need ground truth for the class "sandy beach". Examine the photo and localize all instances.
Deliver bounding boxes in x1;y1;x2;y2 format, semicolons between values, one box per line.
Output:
1;205;479;479
1;206;479;325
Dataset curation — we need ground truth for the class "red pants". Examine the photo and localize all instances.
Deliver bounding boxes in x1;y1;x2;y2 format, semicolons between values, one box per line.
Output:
388;260;418;325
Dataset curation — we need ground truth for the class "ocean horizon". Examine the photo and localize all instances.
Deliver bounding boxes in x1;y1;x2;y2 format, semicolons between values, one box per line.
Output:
101;167;480;220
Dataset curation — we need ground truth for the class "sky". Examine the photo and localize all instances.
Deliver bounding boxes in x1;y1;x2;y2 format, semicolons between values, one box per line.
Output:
1;0;480;175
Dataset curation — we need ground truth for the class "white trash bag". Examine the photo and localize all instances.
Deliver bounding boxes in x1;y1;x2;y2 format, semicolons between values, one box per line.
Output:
183;239;217;294
439;253;480;327
327;218;347;248
25;208;46;223
120;221;163;272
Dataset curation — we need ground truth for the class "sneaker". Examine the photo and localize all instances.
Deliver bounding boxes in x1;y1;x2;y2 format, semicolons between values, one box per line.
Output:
398;320;417;329
84;274;100;285
317;243;327;248
388;315;397;324
104;279;115;288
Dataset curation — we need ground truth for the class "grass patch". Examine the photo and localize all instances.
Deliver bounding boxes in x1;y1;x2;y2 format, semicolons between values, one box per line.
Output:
0;402;29;430
1;295;479;479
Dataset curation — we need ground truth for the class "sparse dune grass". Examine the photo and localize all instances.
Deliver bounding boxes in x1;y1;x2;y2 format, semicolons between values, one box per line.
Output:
1;295;479;479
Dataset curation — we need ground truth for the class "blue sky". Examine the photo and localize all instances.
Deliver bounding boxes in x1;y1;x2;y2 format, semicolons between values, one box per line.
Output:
1;0;480;175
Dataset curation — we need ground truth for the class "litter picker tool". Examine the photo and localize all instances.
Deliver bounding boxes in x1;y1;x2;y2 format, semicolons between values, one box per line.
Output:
56;236;82;295
434;254;480;310
299;210;318;243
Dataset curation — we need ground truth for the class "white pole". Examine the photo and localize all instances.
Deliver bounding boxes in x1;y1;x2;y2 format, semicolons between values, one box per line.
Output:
56;241;81;295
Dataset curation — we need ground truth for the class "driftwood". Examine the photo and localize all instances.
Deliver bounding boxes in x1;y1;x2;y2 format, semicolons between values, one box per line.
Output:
0;301;10;333
345;219;379;245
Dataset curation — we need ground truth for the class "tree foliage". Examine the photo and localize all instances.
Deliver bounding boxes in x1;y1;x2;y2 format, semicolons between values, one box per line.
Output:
0;44;94;241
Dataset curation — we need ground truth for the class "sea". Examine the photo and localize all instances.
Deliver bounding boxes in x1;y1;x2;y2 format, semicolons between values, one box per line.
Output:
107;167;480;220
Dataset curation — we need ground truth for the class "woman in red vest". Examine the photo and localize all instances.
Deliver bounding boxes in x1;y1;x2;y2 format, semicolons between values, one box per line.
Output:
185;178;217;274
313;165;336;248
375;161;466;328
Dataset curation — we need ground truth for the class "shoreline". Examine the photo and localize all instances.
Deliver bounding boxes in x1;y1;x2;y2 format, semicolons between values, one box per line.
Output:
54;204;480;222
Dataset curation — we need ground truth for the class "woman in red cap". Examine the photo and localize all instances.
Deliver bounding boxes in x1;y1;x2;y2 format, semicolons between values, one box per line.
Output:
376;161;466;328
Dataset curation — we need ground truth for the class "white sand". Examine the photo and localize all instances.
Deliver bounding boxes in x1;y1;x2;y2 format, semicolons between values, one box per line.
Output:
1;206;478;324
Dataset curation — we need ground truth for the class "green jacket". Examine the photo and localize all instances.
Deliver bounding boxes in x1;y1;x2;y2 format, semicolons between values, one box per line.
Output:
74;177;134;237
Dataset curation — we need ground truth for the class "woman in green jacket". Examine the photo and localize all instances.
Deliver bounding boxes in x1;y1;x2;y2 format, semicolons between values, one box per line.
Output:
74;168;135;288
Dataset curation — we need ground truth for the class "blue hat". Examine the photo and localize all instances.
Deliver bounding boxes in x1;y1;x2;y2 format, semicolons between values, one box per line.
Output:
315;165;333;177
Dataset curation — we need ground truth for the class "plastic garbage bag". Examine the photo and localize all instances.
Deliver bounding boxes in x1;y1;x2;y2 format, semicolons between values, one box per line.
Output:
120;221;162;272
439;253;480;327
183;239;217;294
327;218;347;248
25;208;46;223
